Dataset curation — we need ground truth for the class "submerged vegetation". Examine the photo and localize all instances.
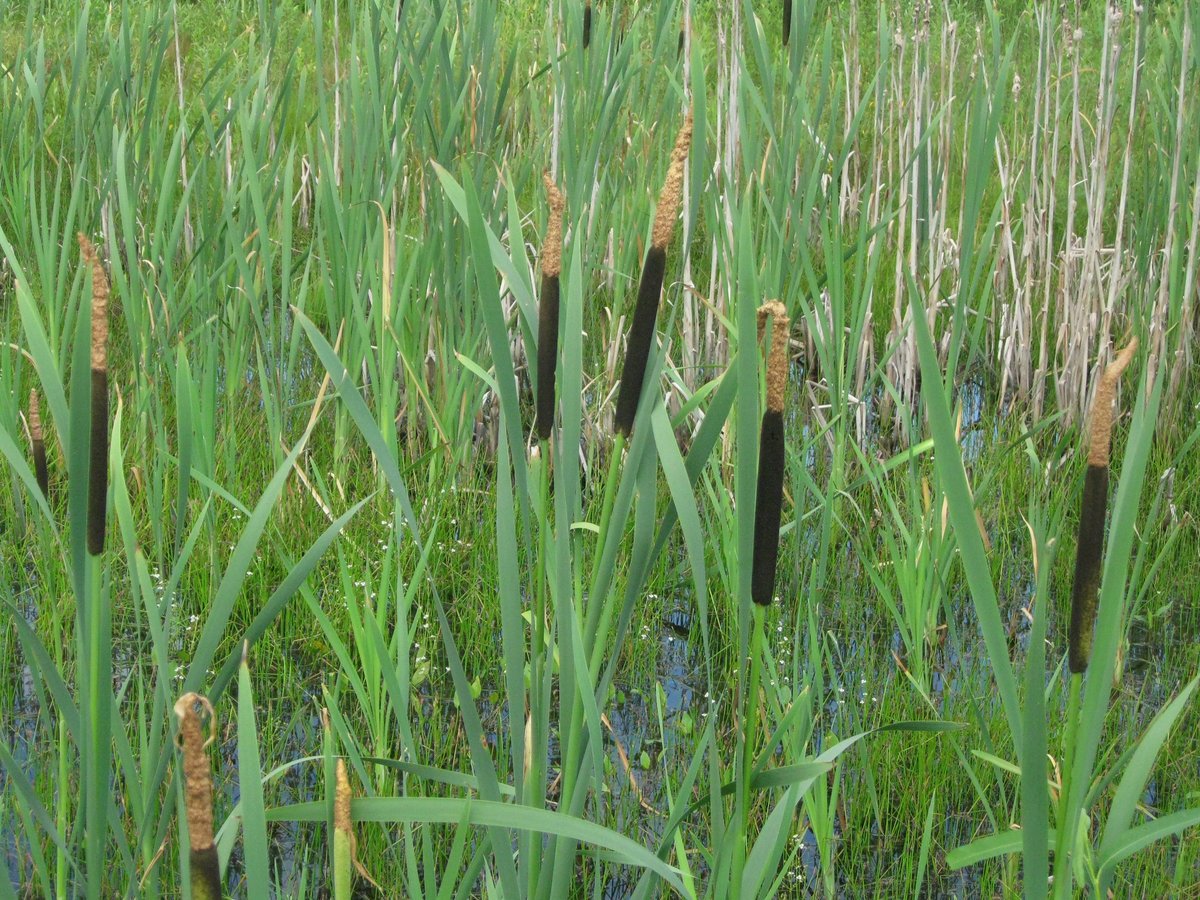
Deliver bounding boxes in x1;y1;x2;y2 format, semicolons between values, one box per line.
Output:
1;0;1198;896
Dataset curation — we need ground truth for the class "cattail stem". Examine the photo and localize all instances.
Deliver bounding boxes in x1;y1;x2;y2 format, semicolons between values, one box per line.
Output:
751;302;790;606
1066;338;1136;674
734;604;767;885
1054;672;1083;898
613;114;693;436
535;176;566;441
174;693;221;900
29;389;49;500
586;431;626;667
79;234;109;556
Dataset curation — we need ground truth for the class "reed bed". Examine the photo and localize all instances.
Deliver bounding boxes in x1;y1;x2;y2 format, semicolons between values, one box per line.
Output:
0;1;1198;897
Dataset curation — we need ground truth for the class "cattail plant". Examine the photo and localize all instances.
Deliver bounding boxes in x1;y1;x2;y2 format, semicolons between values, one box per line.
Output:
613;112;693;436
751;301;790;606
174;693;221;900
535;174;566;441
78;234;109;556
583;3;592;49
1054;337;1137;896
28;388;49;500
783;0;792;47
1067;338;1137;673
333;759;354;899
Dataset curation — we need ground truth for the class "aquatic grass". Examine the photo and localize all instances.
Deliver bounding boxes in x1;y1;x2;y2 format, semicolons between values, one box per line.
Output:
1;0;1199;895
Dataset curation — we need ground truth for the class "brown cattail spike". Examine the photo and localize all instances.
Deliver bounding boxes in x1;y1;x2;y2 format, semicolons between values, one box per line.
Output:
751;302;791;607
535;176;567;441
79;234;110;556
29;389;49;500
174;693;222;900
613;113;694;436
1067;337;1137;674
583;3;592;49
651;113;694;250
783;0;792;47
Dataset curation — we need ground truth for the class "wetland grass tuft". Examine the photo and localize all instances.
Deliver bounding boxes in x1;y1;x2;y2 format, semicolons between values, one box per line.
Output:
28;388;48;500
613;112;693;436
535;174;566;441
751;301;790;606
1067;338;1137;673
78;234;109;556
174;693;221;900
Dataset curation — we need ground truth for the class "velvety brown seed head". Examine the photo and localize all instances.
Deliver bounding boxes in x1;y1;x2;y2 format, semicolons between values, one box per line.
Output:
189;847;222;900
583;3;592;48
751;410;786;606
612;246;666;436
1068;465;1108;673
77;234;109;372
535;273;561;441
335;759;352;834
173;693;215;852
1087;338;1137;467
783;0;792;46
651;113;694;250
87;369;108;555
